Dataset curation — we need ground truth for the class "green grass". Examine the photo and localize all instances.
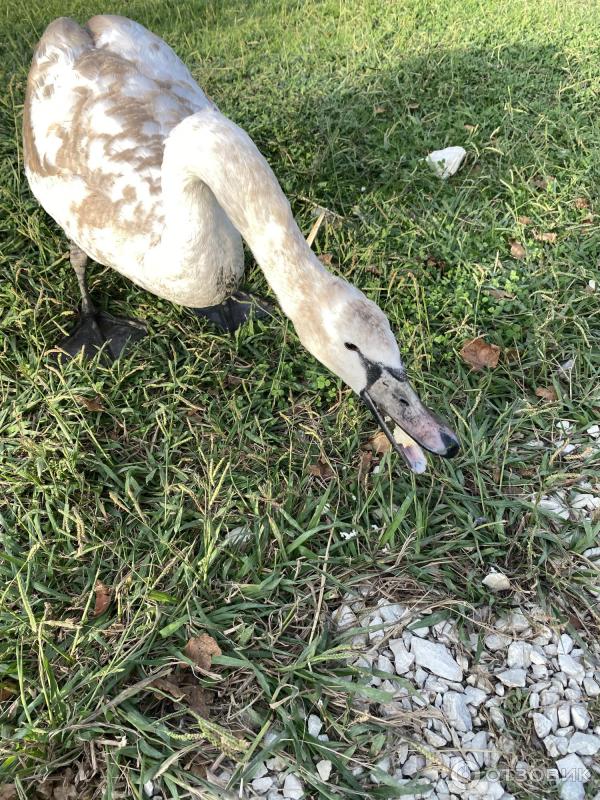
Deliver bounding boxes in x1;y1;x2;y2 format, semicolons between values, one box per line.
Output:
1;0;599;796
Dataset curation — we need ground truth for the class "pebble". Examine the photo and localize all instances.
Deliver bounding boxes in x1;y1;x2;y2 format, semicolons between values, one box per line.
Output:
307;715;322;737
556;753;590;782
389;638;415;674
571;705;591;730
282;774;304;799
253;777;274;794
558;654;585;683
485;633;512;651
316;760;332;781
568;732;600;755
497;668;526;687
533;713;553;738
483;572;511;592
411;638;463;681
465;686;487;707
583;677;600;697
443;691;473;732
402;754;425;777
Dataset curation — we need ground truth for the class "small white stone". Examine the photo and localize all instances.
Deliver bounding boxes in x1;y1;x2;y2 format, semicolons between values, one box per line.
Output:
507;641;532;669
411;639;463;681
283;774;304;799
489;706;505;730
583;677;600;697
316;760;332;781
529;692;540;709
483;572;511;592
559;634;574;654
307;715;323;737
533;713;553;738
556;753;590;782
378;602;407;624
425;729;448;748
558;704;572;728
587;424;600;437
371;756;391;783
266;756;286;772
143;782;155;798
333;604;357;630
377;654;394;674
368;613;385;641
402;754;426;777
443;691;472;732
425;145;467;179
559;654;585;683
568;732;600;755
497;669;526;687
559;782;585;800
389;638;415;674
467;731;488;768
253;777;274;794
571;705;591;730
465;686;488;707
485;633;512;651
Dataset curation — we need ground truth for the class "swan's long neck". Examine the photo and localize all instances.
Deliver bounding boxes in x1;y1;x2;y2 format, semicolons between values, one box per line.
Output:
162;108;332;320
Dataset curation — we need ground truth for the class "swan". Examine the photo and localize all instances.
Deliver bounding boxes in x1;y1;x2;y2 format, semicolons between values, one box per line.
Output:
23;15;459;473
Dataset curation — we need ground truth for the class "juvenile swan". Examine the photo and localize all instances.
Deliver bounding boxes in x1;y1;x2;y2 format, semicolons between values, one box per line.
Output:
23;15;459;473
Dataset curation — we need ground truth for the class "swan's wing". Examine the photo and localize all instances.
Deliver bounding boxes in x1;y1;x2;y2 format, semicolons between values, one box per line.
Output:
23;16;208;264
86;15;208;109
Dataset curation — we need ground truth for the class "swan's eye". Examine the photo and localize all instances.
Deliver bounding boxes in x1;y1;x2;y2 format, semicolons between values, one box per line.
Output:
345;342;358;351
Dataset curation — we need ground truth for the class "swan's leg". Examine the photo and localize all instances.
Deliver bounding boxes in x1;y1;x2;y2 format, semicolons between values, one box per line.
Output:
192;291;273;332
55;244;147;362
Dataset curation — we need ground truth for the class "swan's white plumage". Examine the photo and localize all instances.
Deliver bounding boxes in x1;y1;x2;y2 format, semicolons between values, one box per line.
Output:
24;15;243;306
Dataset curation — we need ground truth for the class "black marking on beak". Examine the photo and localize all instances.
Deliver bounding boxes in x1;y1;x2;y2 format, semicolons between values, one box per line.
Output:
359;389;405;458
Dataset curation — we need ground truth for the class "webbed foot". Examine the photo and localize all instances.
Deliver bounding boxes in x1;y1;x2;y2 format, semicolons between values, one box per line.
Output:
192;291;273;332
54;309;147;362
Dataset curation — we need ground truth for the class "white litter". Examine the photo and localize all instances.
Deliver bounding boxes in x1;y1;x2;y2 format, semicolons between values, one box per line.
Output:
426;146;467;179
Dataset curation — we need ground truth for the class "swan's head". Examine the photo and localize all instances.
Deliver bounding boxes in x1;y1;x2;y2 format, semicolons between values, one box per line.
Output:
295;277;460;473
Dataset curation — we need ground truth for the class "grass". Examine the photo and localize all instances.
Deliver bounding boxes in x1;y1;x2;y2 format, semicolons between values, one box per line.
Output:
0;0;599;796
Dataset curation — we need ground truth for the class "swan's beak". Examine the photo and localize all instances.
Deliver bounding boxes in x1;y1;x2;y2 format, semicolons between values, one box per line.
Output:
360;367;460;474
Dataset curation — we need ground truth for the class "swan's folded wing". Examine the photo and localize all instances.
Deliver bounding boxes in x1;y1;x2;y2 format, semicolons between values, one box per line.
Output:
86;14;208;109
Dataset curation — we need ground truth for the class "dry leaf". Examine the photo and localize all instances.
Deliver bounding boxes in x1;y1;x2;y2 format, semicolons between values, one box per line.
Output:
509;240;526;259
93;581;111;617
487;288;515;300
151;678;185;700
575;196;590;209
183;633;222;671
0;787;16;800
503;348;520;364
0;685;17;701
373;105;386;114
464;123;476;132
425;255;447;271
363;430;391;455
533;230;557;244
182;685;212;717
76;395;105;412
308;458;334;480
358;450;373;482
317;253;333;266
535;386;558;402
532;175;555;190
517;215;532;225
460;337;500;370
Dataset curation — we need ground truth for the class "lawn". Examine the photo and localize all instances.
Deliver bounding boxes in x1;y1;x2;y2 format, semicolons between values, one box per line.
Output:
0;0;599;797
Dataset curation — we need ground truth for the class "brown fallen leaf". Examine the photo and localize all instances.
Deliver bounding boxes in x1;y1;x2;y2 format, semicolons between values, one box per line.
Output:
182;684;212;717
464;123;476;132
151;677;185;700
425;255;447;271
460;337;501;370
0;788;16;800
318;253;333;266
510;240;526;259
533;230;557;244
308;457;334;480
183;633;222;671
358;449;373;482
363;430;391;455
373;105;386;114
0;685;17;702
76;395;105;412
93;581;111;617
532;175;555;190
575;196;590;209
517;215;532;225
535;386;558;402
487;288;515;300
